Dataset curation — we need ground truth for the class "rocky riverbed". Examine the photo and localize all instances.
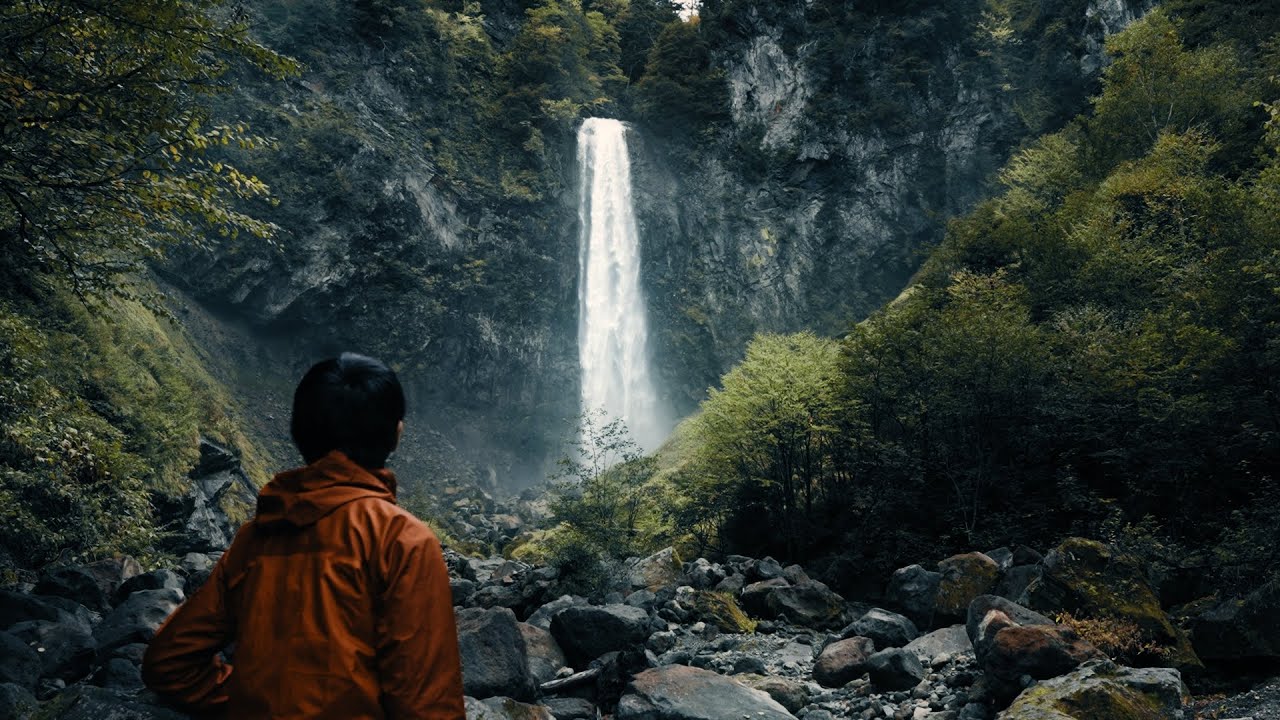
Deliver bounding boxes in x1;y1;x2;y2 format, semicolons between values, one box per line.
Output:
2;451;1278;719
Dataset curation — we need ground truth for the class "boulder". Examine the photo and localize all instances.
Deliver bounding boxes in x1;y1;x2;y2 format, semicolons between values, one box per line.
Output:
551;604;650;667
0;590;70;628
887;564;941;628
998;659;1187;719
740;578;790;617
813;636;876;688
967;595;1055;661
743;580;847;630
1190;577;1280;661
95;657;144;690
984;624;1105;691
35;685;189;720
865;648;926;691
684;559;725;590
525;594;585;631
452;578;478;606
968;596;1102;702
0;682;37;720
1021;538;1200;671
985;547;1014;570
936;553;1000;621
455;607;535;702
0;632;40;690
631;548;683;591
542;697;596;720
616;665;797;720
995;565;1041;602
464;696;555;720
33;567;112;614
92;588;183;656
114;569;186;606
905;625;975;666
6;615;96;681
843;607;920;649
517;622;566;685
754;557;785;581
736;675;810;714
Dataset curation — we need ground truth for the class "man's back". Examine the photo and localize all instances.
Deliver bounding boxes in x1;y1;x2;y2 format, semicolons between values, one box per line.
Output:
143;451;465;719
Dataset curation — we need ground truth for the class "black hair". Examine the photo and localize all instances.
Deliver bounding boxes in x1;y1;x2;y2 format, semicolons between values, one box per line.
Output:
290;352;406;470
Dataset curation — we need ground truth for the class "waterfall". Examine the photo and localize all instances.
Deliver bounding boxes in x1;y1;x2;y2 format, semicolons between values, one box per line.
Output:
577;118;665;453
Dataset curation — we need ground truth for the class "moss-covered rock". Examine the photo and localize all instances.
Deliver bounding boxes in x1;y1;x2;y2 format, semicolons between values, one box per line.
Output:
936;552;1000;620
998;659;1188;719
1021;538;1201;673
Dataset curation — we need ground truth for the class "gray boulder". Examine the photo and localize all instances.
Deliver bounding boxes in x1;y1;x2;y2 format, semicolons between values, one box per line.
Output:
524;594;585;631
616;664;797;720
631;548;682;591
1191;577;1280;661
886;564;941;628
114;569;186;606
813;636;875;688
865;648;926;691
843;607;919;649
904;625;974;666
551;603;650;668
683;559;725;590
464;696;555;720
33;567;112;614
455;607;535;702
40;685;196;719
0;632;40;690
0;682;37;720
767;581;847;629
543;697;596;720
740;578;790;616
6;615;95;681
517;622;566;686
93;588;183;656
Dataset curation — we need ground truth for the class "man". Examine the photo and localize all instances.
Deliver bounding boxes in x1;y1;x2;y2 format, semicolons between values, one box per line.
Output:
143;353;465;719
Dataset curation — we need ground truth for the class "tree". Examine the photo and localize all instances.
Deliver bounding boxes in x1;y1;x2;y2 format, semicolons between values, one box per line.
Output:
549;408;658;558
0;0;297;302
682;332;843;558
635;17;729;134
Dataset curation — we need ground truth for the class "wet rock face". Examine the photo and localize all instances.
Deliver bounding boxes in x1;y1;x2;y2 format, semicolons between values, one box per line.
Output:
153;438;258;555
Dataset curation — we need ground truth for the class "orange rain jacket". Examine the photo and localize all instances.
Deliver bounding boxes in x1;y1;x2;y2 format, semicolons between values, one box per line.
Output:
142;451;465;719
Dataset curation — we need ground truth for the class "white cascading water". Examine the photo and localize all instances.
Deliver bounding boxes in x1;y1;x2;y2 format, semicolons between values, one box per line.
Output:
577;118;665;453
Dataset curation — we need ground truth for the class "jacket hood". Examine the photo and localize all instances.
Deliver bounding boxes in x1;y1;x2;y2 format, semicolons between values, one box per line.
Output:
256;450;398;528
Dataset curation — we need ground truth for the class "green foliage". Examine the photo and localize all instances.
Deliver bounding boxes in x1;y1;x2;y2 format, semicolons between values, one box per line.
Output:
549;409;661;558
0;0;298;302
634;18;729;134
0;290;266;570
675;332;843;557
663;9;1280;583
692;590;757;633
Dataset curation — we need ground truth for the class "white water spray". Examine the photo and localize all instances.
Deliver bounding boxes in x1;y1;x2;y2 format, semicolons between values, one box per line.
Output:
577;118;665;453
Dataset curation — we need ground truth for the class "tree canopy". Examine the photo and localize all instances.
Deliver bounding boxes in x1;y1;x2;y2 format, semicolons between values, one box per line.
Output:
0;0;297;302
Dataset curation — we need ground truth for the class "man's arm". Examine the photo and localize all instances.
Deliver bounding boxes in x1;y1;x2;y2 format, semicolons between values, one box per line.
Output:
141;551;237;710
375;512;466;720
